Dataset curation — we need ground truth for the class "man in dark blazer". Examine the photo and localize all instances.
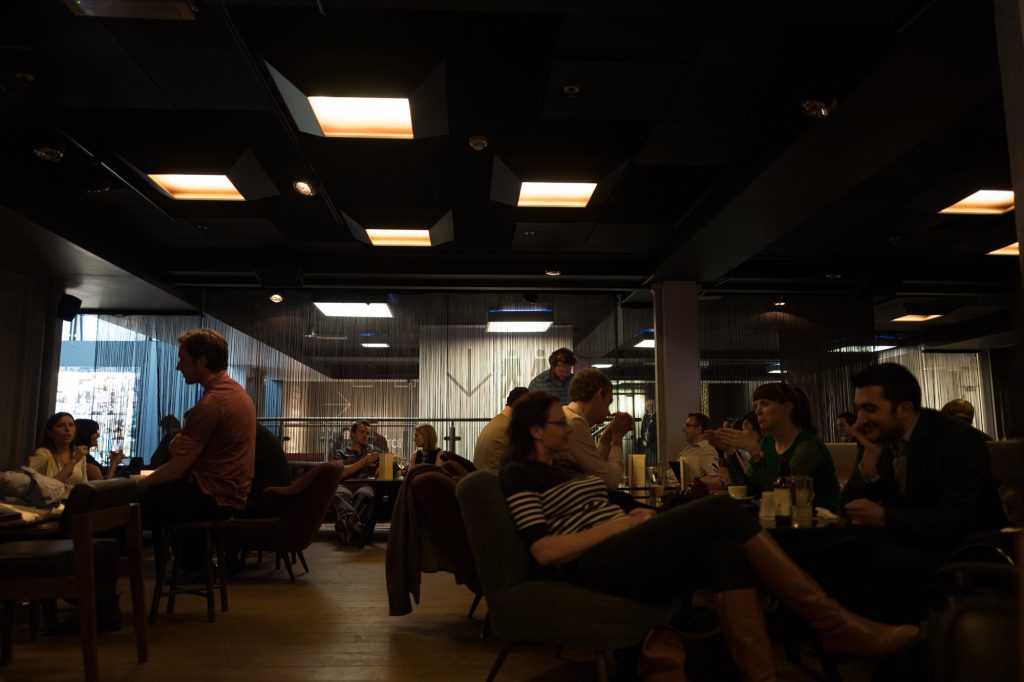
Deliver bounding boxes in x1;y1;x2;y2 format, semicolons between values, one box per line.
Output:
826;363;1004;623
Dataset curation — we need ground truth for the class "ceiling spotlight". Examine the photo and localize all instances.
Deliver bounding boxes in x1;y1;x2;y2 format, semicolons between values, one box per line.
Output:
468;134;488;151
825;272;842;280
545;267;561;277
801;98;836;119
32;146;64;162
293;180;316;197
773;296;786;307
562;84;580;98
269;292;284;303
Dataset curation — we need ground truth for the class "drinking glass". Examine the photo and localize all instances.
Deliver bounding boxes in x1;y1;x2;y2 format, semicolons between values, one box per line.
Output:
791;475;814;526
396;452;410;478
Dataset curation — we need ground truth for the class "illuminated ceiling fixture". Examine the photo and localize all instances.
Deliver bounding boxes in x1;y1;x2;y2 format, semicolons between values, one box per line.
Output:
361;342;390;348
148;174;245;201
293;180;316;196
831;345;896;353
486;309;554;333
891;314;943;323
800;98;836;119
592;363;613;369
768;368;788;375
366;229;432;247
634;330;655;349
268;292;284;304
313;302;393;318
307;96;414;139
517;181;597;208
773;296;786;307
939;190;1014;215
987;242;1020;256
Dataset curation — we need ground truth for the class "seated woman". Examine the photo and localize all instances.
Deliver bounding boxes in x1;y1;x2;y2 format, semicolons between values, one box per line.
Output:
75;418;124;480
410;424;475;473
26;412;97;499
500;391;918;680
710;383;840;513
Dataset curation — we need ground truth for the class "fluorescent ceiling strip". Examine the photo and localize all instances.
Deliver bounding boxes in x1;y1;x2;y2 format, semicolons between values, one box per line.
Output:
366;229;432;247
148;174;244;201
313;302;393;318
517;182;597;208
939;190;1014;215
307;96;413;139
485;321;553;333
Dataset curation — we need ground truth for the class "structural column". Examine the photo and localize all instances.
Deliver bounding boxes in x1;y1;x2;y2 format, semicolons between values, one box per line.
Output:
995;0;1024;289
652;281;701;464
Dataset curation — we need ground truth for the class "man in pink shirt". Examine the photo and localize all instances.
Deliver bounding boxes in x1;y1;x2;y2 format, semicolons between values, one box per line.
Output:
138;328;256;559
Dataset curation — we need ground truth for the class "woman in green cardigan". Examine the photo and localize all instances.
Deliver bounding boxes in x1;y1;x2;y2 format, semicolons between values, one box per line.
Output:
710;382;840;513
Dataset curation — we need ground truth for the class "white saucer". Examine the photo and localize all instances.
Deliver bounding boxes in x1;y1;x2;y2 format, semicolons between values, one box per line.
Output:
729;495;754;501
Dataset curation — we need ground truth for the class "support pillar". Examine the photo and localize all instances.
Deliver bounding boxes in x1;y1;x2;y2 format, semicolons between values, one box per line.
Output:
652;281;701;464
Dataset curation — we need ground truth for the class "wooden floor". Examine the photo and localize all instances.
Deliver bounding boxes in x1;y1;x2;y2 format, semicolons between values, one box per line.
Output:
1;528;875;682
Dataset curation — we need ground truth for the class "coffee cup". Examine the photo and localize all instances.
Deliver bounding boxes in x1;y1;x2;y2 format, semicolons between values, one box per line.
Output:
728;485;748;499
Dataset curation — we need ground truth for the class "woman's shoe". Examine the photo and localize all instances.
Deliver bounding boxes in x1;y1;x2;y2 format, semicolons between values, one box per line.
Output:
742;531;919;658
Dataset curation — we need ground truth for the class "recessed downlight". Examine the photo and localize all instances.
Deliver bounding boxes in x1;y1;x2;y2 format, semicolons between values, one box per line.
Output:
293;180;316;196
987;242;1019;256
269;293;284;303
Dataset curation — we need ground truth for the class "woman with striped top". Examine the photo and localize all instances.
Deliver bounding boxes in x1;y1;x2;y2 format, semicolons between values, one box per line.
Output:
499;391;918;682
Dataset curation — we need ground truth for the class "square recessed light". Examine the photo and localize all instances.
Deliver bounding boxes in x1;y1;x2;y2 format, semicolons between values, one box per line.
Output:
939;190;1014;215
987;242;1020;256
361;342;390;348
634;339;655;349
517;182;597;208
592;363;614;369
148;174;245;201
366;229;432;247
314;302;393;318
307;97;413;139
891;314;943;323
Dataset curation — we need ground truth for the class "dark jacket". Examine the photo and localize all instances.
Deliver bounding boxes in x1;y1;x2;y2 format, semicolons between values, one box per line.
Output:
842;408;1005;544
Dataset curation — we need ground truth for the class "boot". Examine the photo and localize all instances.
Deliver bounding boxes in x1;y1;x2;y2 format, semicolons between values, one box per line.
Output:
638;626;688;682
742;531;919;657
713;589;778;682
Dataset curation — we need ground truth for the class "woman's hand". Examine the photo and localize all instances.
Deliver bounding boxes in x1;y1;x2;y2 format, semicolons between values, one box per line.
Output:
108;450;125;468
72;445;90;463
707;428;760;458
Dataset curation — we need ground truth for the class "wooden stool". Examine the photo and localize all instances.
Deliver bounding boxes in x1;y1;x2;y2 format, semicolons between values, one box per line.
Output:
149;519;230;624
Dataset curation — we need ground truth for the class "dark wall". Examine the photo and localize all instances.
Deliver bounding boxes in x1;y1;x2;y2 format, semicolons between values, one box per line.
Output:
991;343;1024;439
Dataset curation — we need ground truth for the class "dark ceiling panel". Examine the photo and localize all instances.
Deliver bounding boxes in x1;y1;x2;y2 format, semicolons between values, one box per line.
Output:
584;224;665;254
635;122;758;166
129;47;274;111
556;11;714;62
542;61;687;121
512;222;593;253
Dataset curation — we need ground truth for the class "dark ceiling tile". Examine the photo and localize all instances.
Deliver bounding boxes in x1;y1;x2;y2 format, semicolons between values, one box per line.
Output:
556;13;713;62
635;122;757;166
660;63;782;124
512;222;593;253
543;61;686;121
584;224;665;254
130;47;273;111
194;217;285;249
44;47;172;109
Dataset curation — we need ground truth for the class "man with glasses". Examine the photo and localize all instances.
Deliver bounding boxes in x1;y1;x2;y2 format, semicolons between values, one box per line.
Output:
528;347;576;405
554;368;633;489
674;412;724;489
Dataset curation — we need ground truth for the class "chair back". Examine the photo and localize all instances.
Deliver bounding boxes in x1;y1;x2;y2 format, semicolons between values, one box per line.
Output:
455;471;537;601
264;462;344;547
60;479;139;536
410;471;481;595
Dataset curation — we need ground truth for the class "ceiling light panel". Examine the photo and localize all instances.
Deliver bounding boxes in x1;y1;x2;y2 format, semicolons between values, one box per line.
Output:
891;314;943;322
987;242;1020;256
361;342;390;348
307;97;413;139
939;190;1014;215
148;174;245;201
314;302;393;318
366;229;432;247
517;182;597;208
486;309;554;333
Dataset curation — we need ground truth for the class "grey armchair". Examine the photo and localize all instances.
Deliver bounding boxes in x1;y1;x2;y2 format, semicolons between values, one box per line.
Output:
455;471;678;682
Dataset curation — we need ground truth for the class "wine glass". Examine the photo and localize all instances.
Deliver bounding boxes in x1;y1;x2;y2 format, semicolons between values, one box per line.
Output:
396;452;410;478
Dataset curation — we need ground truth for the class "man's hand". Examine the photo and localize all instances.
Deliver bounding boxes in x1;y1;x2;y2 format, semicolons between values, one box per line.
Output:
848;421;884;475
363;452;380;465
844;498;886;527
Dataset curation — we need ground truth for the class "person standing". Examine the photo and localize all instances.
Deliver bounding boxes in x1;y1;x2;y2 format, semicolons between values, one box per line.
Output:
639;398;658;468
528;348;576;405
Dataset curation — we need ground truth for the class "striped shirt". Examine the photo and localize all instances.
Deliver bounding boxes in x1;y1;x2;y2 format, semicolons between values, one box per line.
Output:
500;460;625;548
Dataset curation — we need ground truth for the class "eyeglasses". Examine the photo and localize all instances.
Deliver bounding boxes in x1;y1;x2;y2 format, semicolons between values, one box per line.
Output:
545;419;569;427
